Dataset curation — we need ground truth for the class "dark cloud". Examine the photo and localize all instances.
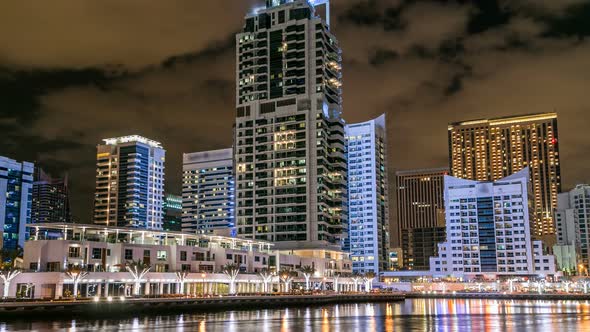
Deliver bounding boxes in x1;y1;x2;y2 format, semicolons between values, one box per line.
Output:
543;2;590;38
468;1;511;34
0;0;589;222
369;49;399;66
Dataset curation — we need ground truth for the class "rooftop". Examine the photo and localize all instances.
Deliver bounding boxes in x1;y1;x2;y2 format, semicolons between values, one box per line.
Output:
102;135;163;148
448;112;558;128
28;223;273;251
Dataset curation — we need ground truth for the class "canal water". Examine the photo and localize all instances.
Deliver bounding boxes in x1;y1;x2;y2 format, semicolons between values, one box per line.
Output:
2;298;590;331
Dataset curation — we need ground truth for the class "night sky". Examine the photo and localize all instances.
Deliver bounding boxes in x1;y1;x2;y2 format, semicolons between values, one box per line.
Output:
1;0;590;221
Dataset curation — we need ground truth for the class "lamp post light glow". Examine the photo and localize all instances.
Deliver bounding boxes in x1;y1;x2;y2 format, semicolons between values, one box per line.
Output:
65;266;88;299
201;273;206;296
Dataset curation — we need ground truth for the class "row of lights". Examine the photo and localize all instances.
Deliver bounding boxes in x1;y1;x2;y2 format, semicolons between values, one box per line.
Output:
93;296;126;302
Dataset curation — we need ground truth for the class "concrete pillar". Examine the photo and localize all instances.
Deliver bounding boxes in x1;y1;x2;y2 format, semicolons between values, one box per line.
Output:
97;283;102;297
56;283;63;299
159;283;164;295
105;282;110;297
145;282;150;296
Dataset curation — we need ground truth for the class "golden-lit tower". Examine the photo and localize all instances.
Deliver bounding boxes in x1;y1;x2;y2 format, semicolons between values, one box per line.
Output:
448;113;561;242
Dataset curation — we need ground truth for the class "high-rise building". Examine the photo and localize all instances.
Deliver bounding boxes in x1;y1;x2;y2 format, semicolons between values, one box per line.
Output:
93;135;166;230
163;193;182;232
182;149;235;234
31;168;70;224
345;114;389;274
430;168;556;279
0;156;34;250
234;0;347;251
448;113;561;241
394;168;448;270
554;185;590;272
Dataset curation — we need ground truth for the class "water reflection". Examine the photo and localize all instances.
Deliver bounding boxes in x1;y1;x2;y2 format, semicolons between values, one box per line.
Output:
3;299;590;331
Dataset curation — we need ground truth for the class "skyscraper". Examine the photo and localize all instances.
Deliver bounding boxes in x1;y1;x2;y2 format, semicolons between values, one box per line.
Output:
93;135;166;230
554;185;590;272
394;168;448;270
345;114;390;274
0;156;34;250
430;168;557;279
448;113;561;241
163;193;182;232
234;0;346;251
31;168;71;224
182;149;235;234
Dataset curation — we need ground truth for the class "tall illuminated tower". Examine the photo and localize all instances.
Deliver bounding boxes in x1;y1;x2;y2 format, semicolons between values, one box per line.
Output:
93;135;166;230
234;0;347;251
346;114;390;274
182;149;235;234
448;113;561;242
32;168;71;224
395;168;448;270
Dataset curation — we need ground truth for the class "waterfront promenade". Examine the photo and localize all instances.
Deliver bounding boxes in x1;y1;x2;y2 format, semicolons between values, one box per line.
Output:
0;293;405;318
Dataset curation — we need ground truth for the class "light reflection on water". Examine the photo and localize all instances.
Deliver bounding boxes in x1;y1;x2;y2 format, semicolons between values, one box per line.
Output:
2;299;590;331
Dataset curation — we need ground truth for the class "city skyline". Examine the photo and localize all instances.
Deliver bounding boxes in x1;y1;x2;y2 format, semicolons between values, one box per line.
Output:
1;1;590;221
3;1;590;329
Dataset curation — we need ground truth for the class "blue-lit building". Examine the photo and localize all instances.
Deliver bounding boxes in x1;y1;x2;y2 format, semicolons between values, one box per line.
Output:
163;193;182;232
93;135;166;230
345;114;390;275
0;156;34;250
182;149;235;235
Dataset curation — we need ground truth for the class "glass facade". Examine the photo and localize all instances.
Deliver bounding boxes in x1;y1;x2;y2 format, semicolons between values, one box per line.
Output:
93;136;165;230
345;114;389;275
182;149;235;234
0;157;34;250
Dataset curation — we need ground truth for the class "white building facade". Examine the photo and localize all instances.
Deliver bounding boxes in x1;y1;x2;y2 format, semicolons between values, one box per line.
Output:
345;114;389;275
554;184;590;272
93;135;166;230
0;156;34;250
430;168;556;280
182;149;235;234
1;223;354;299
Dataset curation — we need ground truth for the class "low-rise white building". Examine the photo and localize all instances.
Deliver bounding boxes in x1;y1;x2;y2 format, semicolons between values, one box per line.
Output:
2;223;355;299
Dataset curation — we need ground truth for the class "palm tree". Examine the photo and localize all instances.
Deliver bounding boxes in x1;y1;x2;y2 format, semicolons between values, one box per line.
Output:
1;263;20;299
258;268;274;293
175;271;189;295
299;265;315;291
222;263;240;295
363;271;376;292
279;268;297;293
65;265;88;298
333;272;341;293
351;272;362;292
125;260;151;296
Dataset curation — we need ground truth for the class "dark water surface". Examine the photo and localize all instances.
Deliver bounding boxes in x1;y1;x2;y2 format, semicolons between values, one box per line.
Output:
3;298;590;331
